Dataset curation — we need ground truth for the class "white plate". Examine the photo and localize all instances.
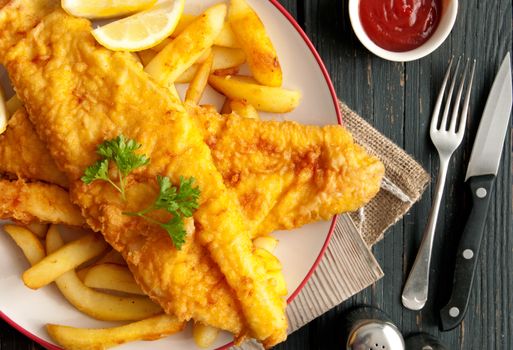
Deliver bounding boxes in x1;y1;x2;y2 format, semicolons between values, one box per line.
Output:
0;1;341;349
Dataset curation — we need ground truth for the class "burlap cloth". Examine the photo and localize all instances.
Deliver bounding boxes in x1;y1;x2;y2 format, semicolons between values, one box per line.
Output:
234;102;430;349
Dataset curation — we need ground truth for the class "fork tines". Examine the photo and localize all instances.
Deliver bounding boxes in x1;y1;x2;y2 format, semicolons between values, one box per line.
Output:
431;57;477;135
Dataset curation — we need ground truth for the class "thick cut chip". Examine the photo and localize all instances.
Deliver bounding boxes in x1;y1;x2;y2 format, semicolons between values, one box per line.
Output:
193;322;220;348
228;0;282;87
208;75;300;113
25;222;49;238
175;46;245;83
96;249;127;265
144;4;226;85
171;13;239;48
3;224;45;265
46;314;185;350
84;263;144;295
229;99;259;119
23;232;108;289
5;95;23;117
46;225;163;321
185;51;214;104
0;179;81;225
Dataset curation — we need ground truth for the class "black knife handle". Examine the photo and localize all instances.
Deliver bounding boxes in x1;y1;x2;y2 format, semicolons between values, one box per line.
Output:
440;174;495;331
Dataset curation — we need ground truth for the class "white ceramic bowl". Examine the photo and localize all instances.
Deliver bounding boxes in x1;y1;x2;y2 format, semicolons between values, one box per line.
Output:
349;0;458;62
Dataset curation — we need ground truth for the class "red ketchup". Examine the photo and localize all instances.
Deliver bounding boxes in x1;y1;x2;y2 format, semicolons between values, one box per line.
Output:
359;0;442;52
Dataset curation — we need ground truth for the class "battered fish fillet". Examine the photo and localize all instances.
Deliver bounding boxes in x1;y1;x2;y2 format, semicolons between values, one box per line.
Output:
0;109;67;187
189;105;384;235
0;178;83;225
0;107;384;237
2;5;286;346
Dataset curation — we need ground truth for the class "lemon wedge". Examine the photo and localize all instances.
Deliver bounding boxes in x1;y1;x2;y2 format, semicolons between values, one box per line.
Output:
92;0;185;52
61;0;157;19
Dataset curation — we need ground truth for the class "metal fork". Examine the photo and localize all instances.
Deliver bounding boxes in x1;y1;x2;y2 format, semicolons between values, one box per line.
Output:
402;57;476;311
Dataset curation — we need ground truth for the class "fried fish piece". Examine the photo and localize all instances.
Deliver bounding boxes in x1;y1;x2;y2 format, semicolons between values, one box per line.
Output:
0;109;67;187
0;106;383;238
0;0;58;61
188;105;384;236
2;5;286;346
0;178;83;226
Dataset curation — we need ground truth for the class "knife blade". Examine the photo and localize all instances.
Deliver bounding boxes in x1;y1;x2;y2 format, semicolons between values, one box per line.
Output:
440;52;512;331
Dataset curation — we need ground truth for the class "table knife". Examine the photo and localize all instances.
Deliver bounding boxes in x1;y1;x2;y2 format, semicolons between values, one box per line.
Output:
440;52;512;331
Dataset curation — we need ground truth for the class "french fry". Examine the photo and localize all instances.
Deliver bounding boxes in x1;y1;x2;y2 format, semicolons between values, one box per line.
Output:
22;232;108;289
168;82;181;101
172;14;239;48
195;48;212;65
5;95;23;117
76;249;127;281
3;224;45;265
25;222;49;239
96;249;127;266
185;52;214;104
144;4;227;85
211;46;245;70
129;52;141;64
175;65;198;84
84;263;144;295
137;49;157;66
46;225;162;321
228;0;282;87
220;98;232;114
208;75;301;113
175;46;245;83
255;247;282;272
46;314;185;350
170;13;196;38
214;22;240;48
213;66;240;77
0;179;85;226
192;322;220;348
253;236;277;253
230;99;259;120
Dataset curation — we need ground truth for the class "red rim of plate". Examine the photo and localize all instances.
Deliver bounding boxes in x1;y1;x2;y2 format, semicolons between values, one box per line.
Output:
0;1;342;349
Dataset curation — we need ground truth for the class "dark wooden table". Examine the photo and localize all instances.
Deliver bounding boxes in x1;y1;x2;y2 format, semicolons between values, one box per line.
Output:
1;1;512;349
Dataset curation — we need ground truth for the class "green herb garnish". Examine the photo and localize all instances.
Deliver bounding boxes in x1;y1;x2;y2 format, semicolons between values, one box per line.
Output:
124;176;200;249
81;135;149;200
81;136;200;250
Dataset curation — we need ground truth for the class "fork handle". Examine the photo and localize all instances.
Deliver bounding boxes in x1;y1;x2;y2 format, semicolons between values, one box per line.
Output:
440;175;495;331
401;157;449;311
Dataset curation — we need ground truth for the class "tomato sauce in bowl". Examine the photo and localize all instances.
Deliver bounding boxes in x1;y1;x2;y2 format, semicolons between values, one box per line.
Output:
359;0;442;52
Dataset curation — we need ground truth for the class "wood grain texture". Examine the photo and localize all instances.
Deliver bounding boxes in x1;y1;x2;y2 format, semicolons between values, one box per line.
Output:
1;0;512;350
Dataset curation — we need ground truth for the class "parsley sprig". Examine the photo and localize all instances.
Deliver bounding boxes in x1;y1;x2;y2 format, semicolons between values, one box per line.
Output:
81;135;200;249
124;176;200;249
81;135;149;200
